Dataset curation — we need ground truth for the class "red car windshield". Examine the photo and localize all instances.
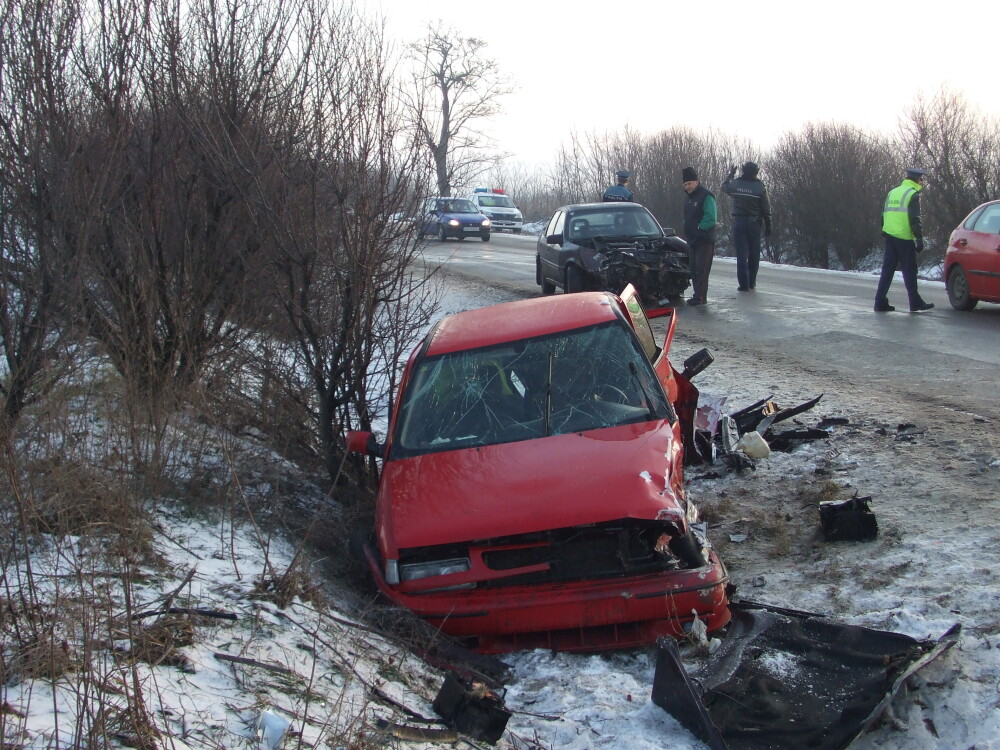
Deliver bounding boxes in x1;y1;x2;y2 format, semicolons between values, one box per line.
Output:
392;321;673;458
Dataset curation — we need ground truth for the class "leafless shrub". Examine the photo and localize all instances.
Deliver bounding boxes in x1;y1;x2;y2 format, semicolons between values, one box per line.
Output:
251;555;326;610
899;85;1000;250
3;635;73;683
123;615;195;670
767;123;896;269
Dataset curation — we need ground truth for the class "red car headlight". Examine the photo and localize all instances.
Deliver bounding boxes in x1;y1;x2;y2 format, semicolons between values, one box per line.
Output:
400;557;470;582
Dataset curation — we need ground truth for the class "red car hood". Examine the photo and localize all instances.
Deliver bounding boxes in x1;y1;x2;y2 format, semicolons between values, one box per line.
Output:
378;420;686;553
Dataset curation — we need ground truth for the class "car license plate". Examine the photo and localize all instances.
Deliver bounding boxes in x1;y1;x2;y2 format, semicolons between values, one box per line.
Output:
463;227;479;232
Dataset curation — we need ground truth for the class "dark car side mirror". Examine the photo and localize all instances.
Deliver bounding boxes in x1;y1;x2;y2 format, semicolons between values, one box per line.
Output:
681;348;714;381
546;233;563;245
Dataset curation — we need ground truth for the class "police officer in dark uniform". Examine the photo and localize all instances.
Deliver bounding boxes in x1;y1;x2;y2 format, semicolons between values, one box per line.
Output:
722;161;772;291
874;167;934;313
603;170;633;202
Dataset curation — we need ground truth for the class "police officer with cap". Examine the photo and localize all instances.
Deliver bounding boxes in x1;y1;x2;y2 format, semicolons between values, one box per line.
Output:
603;170;634;202
874;167;934;313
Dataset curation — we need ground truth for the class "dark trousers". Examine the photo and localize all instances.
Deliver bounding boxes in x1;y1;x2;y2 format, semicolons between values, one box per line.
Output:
688;239;715;301
732;216;762;289
875;235;924;309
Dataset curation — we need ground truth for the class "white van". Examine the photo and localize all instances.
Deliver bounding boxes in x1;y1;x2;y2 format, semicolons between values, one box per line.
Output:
465;187;524;233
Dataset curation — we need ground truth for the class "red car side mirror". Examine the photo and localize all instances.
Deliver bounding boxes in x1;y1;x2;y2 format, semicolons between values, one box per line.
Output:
346;430;383;458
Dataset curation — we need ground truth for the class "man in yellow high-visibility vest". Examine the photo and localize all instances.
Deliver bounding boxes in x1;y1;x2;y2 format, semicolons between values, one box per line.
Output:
874;168;934;313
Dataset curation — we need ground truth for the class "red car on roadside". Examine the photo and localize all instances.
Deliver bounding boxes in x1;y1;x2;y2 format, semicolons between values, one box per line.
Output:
347;286;729;653
945;199;1000;310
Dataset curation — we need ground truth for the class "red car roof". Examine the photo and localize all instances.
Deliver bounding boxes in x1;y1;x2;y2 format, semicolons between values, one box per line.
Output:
425;292;622;356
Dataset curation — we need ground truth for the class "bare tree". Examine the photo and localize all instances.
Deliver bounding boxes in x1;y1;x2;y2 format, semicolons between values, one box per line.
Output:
0;0;79;430
898;86;1000;249
482;159;552;222
767;123;895;269
225;6;435;485
406;21;512;196
637;127;727;234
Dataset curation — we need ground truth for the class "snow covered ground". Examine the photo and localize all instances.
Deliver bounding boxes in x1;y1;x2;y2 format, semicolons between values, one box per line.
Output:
2;269;998;750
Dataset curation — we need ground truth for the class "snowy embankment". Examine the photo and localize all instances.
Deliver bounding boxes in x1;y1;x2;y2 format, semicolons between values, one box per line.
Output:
3;273;998;750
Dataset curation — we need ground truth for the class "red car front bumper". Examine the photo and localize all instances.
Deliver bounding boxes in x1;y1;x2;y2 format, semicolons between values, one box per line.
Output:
364;544;730;653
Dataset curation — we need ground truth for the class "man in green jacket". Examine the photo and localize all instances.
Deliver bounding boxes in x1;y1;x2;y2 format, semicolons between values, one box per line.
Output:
682;166;717;306
874;168;934;313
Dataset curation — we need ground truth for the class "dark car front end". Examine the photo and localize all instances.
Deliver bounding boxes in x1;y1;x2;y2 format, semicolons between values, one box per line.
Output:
592;235;690;304
538;203;690;303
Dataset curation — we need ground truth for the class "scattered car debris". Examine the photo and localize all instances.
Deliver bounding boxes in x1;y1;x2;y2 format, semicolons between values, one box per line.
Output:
420;642;513;688
734;430;770;459
651;601;961;750
433;672;512;745
375;718;459;744
766;426;830;451
254;709;290;750
692;393;829;469
820;494;879;541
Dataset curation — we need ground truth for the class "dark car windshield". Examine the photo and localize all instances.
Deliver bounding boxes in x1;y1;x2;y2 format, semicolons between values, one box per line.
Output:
566;206;662;241
437;199;478;213
392;320;673;458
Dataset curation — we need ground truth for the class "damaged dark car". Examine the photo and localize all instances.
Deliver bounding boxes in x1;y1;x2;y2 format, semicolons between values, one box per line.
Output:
536;203;690;305
347;286;728;653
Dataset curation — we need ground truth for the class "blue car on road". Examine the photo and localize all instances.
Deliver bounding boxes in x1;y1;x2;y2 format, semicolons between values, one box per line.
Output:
417;197;491;242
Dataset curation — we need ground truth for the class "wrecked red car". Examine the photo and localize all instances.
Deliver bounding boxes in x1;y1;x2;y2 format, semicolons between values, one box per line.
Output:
347;286;729;652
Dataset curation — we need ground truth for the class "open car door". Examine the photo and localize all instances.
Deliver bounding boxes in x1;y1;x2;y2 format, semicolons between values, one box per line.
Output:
618;285;710;461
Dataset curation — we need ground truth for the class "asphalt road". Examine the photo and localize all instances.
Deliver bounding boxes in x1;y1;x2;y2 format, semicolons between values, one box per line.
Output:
420;232;1000;421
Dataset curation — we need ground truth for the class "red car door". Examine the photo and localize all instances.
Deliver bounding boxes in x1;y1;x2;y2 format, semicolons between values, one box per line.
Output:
958;203;1000;298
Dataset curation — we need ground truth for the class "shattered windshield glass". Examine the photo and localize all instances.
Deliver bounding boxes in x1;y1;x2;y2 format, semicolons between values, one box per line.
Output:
393;321;673;457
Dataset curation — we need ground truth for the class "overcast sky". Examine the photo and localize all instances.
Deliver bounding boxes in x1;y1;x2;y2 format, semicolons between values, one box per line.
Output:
364;0;998;168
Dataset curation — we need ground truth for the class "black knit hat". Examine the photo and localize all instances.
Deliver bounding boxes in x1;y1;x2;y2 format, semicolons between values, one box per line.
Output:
681;166;698;182
742;161;759;178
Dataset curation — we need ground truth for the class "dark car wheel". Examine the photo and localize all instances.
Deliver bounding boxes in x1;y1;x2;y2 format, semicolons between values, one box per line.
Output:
438;224;448;242
537;258;556;294
947;265;978;310
481;233;490;242
565;264;587;294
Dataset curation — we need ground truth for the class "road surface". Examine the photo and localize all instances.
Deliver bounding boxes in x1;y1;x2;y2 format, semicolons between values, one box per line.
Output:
420;232;1000;421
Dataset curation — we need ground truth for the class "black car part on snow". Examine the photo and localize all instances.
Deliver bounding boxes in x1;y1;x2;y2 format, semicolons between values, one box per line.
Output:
433;671;512;744
652;601;961;750
819;494;879;541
